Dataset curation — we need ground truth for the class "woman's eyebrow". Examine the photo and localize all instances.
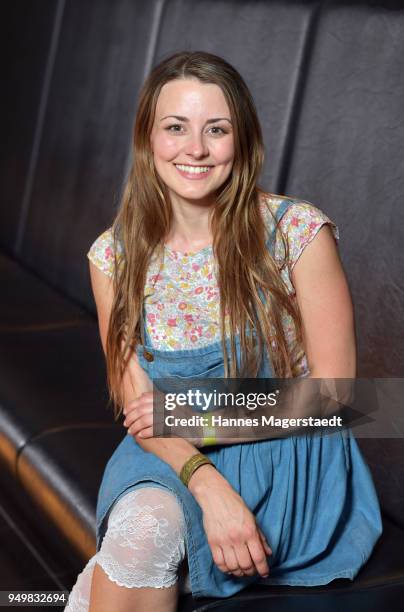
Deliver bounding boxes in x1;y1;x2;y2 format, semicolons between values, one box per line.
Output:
160;115;232;124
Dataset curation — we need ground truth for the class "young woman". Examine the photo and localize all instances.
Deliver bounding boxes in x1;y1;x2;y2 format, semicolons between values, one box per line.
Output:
65;50;383;612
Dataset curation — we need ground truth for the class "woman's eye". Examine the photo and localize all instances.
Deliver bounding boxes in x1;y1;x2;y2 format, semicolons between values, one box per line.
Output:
210;126;226;135
166;124;183;132
165;124;227;135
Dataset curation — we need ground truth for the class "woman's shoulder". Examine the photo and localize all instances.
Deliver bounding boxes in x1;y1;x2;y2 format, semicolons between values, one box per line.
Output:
258;191;340;270
87;227;123;278
259;191;336;226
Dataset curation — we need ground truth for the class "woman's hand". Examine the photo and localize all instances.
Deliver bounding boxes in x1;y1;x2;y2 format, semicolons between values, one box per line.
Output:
189;465;272;578
123;392;154;439
123;392;204;447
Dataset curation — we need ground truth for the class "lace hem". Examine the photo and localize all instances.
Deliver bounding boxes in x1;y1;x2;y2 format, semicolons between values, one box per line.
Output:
95;555;179;589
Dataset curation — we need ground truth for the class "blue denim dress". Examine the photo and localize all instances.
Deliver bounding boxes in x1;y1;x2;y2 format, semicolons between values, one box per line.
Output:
95;199;383;599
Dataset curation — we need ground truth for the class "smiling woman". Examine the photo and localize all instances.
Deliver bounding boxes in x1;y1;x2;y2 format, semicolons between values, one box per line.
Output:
65;50;383;612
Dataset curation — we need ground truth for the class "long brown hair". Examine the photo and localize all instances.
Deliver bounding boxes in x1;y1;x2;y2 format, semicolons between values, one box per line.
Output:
105;51;304;419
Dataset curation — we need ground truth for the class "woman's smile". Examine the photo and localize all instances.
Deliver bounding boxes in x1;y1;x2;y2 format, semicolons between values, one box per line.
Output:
173;163;215;180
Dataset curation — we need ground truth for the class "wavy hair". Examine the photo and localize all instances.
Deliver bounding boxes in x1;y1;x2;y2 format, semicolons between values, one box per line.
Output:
105;50;304;419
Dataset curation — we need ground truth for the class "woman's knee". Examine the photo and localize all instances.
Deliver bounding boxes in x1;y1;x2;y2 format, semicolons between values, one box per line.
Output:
97;486;186;588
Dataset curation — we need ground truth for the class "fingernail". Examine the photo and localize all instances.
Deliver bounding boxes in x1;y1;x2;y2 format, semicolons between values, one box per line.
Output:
262;574;269;578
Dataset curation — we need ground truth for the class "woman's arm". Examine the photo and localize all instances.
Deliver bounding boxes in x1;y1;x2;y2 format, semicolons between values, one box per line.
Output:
219;223;356;444
290;224;356;378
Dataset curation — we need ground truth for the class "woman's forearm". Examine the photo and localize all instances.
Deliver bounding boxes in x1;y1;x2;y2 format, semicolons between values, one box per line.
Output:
133;433;235;506
134;434;200;476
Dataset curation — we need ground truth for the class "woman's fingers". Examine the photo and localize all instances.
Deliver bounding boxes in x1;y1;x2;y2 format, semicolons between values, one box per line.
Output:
128;415;153;436
225;539;268;578
123;402;154;436
246;535;270;577
233;543;256;576
123;392;153;418
258;529;273;556
213;537;271;578
123;395;153;427
135;426;153;439
211;545;227;574
123;405;151;427
222;547;244;577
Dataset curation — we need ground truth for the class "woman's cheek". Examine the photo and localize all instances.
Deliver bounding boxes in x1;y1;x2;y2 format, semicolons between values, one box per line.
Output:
154;133;179;156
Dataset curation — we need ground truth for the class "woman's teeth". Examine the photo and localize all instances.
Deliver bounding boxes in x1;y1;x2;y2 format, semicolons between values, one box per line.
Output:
175;164;212;174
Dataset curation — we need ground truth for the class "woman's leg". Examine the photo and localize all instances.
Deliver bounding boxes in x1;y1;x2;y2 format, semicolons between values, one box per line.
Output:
65;486;186;612
89;565;179;612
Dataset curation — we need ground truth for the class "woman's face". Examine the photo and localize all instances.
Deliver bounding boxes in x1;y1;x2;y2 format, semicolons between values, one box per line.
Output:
150;78;235;207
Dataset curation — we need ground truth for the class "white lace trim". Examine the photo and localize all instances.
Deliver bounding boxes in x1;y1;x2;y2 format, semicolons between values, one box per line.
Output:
64;487;187;610
95;553;180;589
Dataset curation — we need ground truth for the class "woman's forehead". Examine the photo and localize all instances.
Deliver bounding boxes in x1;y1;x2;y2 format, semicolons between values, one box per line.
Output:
155;79;230;116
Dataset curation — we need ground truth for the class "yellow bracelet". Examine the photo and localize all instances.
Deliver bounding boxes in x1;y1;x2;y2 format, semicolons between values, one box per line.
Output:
203;435;217;446
179;453;215;488
203;411;217;446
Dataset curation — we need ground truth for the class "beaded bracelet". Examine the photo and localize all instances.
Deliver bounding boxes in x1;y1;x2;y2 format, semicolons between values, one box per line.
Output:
179;453;215;488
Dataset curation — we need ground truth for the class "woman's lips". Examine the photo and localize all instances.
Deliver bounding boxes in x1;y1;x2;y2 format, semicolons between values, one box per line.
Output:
174;164;214;180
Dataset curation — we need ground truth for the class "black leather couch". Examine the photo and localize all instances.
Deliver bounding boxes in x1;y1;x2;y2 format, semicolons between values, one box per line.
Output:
1;1;403;610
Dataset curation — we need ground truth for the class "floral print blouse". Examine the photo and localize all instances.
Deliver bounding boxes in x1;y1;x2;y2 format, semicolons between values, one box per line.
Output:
87;193;339;375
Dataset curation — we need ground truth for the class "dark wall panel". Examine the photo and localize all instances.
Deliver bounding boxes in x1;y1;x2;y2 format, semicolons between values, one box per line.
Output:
284;1;404;376
0;0;58;253
20;0;163;312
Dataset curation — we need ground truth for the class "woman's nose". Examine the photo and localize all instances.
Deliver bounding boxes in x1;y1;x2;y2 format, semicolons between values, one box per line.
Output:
184;131;209;157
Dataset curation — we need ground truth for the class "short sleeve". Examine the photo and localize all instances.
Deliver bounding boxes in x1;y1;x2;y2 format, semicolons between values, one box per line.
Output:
87;227;123;278
277;201;340;271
